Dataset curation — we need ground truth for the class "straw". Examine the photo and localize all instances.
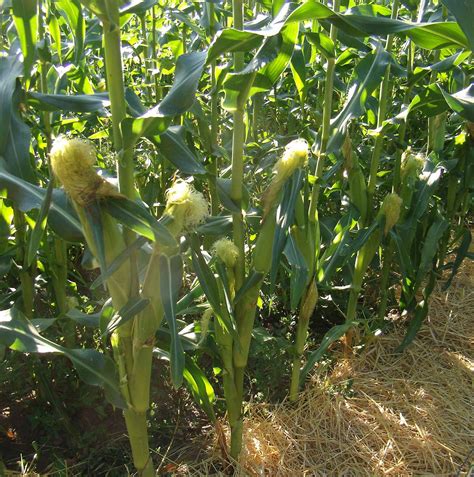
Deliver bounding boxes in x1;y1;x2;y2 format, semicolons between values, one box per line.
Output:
175;259;473;476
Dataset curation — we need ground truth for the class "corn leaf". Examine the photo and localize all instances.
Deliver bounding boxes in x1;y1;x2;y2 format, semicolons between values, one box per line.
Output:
414;216;448;291
12;0;37;76
104;297;150;336
441;0;474;51
0;55;35;183
300;321;355;383
103;197;176;247
0;164;82;241
26;180;54;267
159;254;185;387
442;228;473;290
27;92;110;112
284;232;309;310
154;126;207;175
0;308;125;408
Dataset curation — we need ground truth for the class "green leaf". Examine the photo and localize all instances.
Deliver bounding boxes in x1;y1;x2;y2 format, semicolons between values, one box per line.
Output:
399;157;444;249
121;51;206;147
306;31;335;59
233;269;264;305
104;297;150;336
183;357;216;421
396;299;428;352
56;0;85;65
300;321;355;383
27;92;110;112
216;178;249;213
91;237;147;290
284;232;309;310
190;238;223;318
120;0;158;16
328;44;391;153
290;46;306;99
155;126;206;175
155;349;215;421
12;0;37;76
26;180;53;267
159;254;185;387
84;203;107;272
414;216;448;290
390;228;414;279
440;84;474;122
270;169;305;287
0;308;125;408
197;216;233;236
0;163;82;241
103;197;176;247
441;0;474;51
207;29;264;63
0;56;35;183
79;0;115;23
442;228;472;290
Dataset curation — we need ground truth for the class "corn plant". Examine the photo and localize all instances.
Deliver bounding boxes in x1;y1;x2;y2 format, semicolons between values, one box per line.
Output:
0;0;472;473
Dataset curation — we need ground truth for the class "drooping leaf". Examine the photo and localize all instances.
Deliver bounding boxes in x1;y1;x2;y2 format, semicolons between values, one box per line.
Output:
0;56;35;183
12;0;37;76
270;169;305;287
284;232;309;310
440;84;474;122
103;197;176;247
233;269;264;305
120;0;158;16
154;349;215;421
155;126;206;175
26;180;54;267
442;228;473;290
56;0;85;65
0;163;82;241
91;236;147;290
121;51;206;148
328;44;391;153
104;297;150;336
27;92;110;112
300;321;355;383
189;238;223;317
0;308;125;408
441;0;474;51
159;254;185;387
414;216;448;290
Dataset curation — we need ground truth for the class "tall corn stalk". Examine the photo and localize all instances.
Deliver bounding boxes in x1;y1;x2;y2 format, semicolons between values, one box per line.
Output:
288;0;340;403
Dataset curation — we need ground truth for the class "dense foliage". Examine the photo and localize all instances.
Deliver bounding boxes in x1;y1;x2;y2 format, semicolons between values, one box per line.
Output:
0;0;472;474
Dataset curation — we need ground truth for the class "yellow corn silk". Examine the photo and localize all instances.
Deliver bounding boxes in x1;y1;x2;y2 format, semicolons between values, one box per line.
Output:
163;180;209;237
380;193;402;236
213;237;239;268
263;139;309;216
50;136;123;205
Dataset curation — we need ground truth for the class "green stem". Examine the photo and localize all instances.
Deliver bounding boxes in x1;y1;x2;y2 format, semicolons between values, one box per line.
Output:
102;16;133;198
292;0;340;401
289;279;318;401
38;2;71;340
209;1;219;215
366;0;399;219
377;241;395;321
13;209;34;319
230;0;246;292
101;9;152;473
124;409;154;477
308;0;340;223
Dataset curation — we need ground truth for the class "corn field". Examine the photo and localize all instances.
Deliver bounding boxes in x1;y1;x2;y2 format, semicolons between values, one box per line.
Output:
0;0;472;475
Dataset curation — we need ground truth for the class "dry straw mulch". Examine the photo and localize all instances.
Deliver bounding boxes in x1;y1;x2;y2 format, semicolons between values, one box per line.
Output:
175;261;473;476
